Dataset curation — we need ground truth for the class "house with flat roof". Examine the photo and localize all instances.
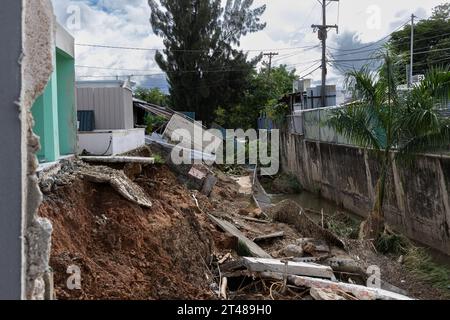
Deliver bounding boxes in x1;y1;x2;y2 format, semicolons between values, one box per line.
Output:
76;80;146;155
31;23;77;164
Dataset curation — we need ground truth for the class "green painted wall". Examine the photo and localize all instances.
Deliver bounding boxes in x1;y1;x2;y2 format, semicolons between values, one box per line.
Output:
56;49;77;155
31;47;76;163
32;95;46;160
31;62;60;163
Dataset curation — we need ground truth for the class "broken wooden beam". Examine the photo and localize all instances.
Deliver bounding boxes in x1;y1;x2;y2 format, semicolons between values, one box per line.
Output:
80;156;155;164
242;216;270;224
253;232;285;243
208;214;271;259
242;257;335;280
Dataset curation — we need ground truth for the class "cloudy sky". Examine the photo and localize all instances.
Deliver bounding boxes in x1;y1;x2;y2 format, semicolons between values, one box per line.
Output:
51;0;446;90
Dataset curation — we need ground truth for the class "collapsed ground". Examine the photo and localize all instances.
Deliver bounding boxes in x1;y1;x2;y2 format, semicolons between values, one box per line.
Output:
38;148;449;300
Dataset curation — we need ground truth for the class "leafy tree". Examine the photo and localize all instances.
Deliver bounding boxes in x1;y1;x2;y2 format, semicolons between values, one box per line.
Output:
328;53;450;240
144;114;167;134
134;87;169;107
216;65;297;129
148;0;266;124
389;3;450;82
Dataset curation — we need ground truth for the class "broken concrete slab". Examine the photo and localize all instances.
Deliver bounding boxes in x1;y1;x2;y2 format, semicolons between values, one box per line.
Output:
242;257;335;280
284;274;413;300
208;214;271;259
80;156;155;164
82;166;152;208
201;174;217;197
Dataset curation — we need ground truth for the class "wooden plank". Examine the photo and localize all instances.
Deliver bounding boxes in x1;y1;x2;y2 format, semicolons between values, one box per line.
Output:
208;215;271;259
253;232;285;243
242;216;270;224
242;257;335;280
81;156;155;164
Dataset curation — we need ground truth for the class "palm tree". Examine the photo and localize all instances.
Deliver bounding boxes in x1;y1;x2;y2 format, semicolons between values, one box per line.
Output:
328;53;450;240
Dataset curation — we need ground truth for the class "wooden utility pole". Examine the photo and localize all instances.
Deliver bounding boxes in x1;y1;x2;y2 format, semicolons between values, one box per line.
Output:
312;0;339;107
263;52;279;76
409;14;416;87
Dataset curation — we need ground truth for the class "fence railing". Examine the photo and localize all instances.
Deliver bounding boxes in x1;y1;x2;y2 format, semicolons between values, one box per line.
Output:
285;107;353;146
286;104;450;149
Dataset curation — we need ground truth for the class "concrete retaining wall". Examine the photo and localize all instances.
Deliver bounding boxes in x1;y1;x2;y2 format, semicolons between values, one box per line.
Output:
280;129;450;255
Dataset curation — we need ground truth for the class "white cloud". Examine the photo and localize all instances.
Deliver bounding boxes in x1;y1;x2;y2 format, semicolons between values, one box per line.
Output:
51;0;445;89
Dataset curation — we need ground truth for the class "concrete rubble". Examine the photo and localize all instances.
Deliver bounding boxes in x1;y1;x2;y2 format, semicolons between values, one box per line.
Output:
39;158;153;208
205;175;415;301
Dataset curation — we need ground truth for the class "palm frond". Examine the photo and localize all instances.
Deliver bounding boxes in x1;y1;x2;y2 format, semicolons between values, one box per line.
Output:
396;119;450;162
328;104;387;149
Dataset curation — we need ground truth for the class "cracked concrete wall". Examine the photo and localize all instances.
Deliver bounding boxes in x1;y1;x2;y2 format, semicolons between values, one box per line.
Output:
0;0;24;300
280;129;450;255
21;0;55;300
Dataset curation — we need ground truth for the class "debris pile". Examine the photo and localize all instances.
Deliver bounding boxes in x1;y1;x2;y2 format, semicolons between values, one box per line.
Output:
207;199;412;300
37;152;448;300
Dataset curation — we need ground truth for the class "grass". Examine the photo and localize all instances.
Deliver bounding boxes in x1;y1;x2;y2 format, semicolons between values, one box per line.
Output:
375;233;410;255
375;232;450;293
404;246;450;293
326;216;359;239
152;154;165;164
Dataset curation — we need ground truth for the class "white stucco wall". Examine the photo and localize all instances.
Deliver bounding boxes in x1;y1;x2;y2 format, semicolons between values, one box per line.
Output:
78;129;145;156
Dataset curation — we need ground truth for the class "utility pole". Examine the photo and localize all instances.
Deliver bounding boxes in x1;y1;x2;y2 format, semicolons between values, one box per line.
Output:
409;14;416;87
263;52;279;76
312;0;339;107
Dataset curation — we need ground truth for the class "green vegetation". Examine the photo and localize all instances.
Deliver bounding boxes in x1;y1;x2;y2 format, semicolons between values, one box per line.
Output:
325;213;359;239
215;65;297;129
152;153;165;165
328;53;450;240
375;232;450;293
389;3;450;82
134;87;169;107
375;232;410;255
404;247;450;292
144;114;167;134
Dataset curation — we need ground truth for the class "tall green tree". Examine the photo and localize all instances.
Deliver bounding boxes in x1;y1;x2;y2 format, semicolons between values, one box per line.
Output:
389;3;450;82
328;53;450;240
148;0;266;124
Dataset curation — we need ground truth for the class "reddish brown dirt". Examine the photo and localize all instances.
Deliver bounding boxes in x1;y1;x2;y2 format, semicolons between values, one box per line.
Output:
39;165;220;300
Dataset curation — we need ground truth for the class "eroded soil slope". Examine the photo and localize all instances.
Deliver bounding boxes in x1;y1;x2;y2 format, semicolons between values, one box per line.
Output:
39;165;221;300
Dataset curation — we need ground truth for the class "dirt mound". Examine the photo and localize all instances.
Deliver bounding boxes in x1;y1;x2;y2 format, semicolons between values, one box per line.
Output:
39;164;216;300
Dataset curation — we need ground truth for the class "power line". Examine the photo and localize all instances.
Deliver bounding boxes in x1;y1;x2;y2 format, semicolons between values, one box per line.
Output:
75;43;321;53
414;46;450;55
299;65;323;79
328;19;410;53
